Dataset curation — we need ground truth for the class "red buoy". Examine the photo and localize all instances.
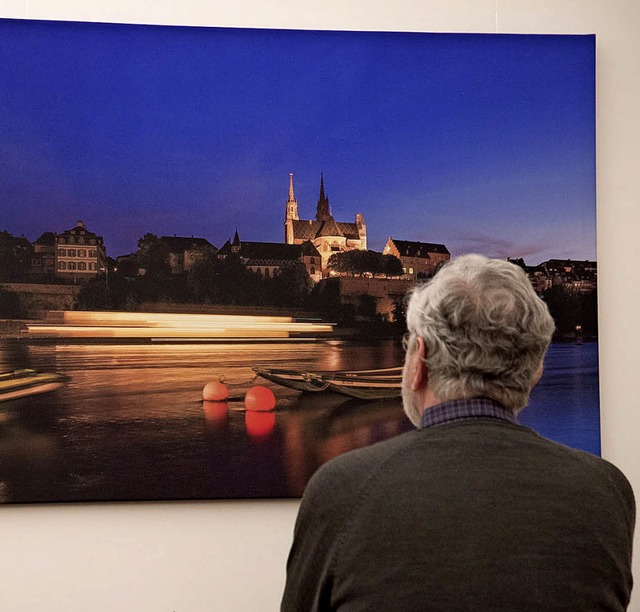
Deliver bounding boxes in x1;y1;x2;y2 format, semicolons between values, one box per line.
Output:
244;385;276;412
202;381;229;401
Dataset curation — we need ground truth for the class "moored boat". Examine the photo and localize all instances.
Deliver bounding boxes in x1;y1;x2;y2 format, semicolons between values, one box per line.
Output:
0;369;70;403
253;365;402;400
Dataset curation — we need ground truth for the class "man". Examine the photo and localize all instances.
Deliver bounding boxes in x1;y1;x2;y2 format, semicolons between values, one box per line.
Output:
282;254;635;611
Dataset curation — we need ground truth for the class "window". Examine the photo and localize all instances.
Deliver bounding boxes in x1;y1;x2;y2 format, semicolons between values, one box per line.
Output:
409;268;414;274
89;263;96;271
60;238;67;244
89;250;97;257
58;248;66;256
89;239;96;245
265;268;270;278
79;237;85;244
58;261;67;270
78;249;87;257
68;249;77;257
310;266;316;275
68;262;76;270
310;257;315;264
78;262;87;270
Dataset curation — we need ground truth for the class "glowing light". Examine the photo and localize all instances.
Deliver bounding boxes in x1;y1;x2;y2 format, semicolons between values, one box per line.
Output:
203;401;228;425
245;411;276;438
25;311;334;339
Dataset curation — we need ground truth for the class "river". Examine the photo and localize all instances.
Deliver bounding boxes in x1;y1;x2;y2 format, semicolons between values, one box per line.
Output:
0;340;599;504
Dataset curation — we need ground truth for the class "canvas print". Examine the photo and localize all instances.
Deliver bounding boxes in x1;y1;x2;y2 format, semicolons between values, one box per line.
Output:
0;20;596;503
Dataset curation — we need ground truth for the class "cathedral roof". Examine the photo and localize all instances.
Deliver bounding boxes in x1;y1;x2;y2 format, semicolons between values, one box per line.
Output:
292;220;323;241
336;222;360;240
291;219;360;241
317;217;343;238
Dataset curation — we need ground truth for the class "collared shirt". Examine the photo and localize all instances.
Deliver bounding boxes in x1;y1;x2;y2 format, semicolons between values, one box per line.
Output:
419;397;518;429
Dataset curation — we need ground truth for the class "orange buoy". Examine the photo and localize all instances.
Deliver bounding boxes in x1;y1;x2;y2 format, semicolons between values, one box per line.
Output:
202;381;229;402
244;385;276;412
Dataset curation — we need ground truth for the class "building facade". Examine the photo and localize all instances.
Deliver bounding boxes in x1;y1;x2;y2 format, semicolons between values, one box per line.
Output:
55;220;107;282
383;237;450;280
158;236;217;275
284;173;366;274
218;230;321;282
30;232;56;277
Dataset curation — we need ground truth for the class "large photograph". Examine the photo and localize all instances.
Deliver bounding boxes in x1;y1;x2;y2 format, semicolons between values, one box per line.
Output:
0;20;596;503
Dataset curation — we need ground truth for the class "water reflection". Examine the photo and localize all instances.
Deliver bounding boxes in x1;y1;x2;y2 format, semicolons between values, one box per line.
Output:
0;340;599;503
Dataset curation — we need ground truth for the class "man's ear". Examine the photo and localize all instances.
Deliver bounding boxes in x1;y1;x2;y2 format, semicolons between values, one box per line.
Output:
530;362;544;390
410;335;429;392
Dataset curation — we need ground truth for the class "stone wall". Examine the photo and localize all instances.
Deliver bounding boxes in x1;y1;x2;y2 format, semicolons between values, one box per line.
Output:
336;277;414;319
0;283;81;318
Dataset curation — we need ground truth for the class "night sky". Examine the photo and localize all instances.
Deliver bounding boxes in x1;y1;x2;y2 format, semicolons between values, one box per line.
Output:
0;19;595;264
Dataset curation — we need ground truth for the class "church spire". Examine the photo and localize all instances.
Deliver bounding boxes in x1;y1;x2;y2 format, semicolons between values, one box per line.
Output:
288;172;296;202
316;172;331;221
284;172;299;244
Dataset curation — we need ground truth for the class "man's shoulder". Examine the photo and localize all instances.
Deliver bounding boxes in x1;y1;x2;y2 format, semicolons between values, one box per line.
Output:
302;429;422;506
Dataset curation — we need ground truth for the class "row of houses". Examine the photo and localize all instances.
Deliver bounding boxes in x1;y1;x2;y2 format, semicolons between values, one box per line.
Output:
5;220;597;295
508;258;598;294
4;221;108;283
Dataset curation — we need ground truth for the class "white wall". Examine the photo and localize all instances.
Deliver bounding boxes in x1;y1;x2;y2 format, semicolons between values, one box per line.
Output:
0;1;638;610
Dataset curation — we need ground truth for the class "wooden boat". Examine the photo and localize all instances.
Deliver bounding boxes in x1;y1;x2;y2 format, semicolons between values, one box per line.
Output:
253;366;403;400
0;369;70;403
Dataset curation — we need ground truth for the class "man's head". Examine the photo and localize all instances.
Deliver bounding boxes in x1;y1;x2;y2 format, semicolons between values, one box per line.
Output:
402;254;555;425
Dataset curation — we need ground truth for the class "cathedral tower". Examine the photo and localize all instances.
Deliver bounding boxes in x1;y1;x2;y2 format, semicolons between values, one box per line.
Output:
284;172;299;244
315;173;332;221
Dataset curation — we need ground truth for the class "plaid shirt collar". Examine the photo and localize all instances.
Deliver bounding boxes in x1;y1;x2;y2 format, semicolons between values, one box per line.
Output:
419;397;518;430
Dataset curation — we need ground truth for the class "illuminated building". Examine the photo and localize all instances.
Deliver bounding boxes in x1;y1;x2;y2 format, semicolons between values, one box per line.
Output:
284;173;366;275
55;220;107;282
383;237;450;280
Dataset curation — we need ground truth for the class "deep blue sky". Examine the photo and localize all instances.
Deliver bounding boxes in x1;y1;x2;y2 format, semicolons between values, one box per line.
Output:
0;20;595;264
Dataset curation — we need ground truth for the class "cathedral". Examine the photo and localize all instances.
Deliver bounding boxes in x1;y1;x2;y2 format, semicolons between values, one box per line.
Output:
284;173;366;273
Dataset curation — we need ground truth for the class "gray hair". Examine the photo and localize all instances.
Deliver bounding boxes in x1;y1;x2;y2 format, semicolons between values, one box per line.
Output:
405;254;555;412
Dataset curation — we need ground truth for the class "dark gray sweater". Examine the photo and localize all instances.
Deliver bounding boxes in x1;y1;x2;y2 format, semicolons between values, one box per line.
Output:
282;419;635;611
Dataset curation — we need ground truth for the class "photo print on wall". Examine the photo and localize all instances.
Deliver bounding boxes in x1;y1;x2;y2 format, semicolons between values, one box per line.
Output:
0;19;597;503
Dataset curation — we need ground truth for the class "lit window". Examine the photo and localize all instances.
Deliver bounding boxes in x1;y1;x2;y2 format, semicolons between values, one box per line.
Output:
409;268;414;274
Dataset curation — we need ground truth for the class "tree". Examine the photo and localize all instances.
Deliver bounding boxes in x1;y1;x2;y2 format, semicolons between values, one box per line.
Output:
187;246;222;302
380;254;404;278
541;286;598;338
0;230;32;281
134;233;172;302
326;250;402;278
